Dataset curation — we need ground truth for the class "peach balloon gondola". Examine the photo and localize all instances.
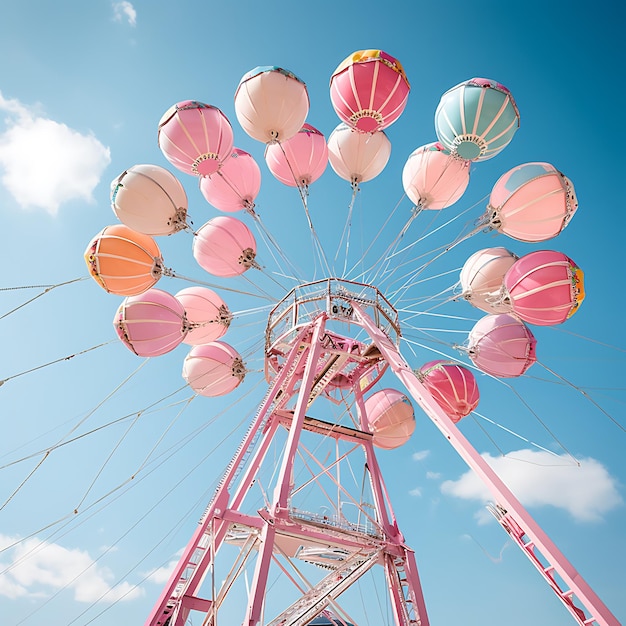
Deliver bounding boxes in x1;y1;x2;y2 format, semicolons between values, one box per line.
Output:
503;250;585;326
114;288;188;357
327;123;391;189
234;66;309;144
363;388;415;449
110;164;188;236
158;101;234;177
459;247;518;314
84;224;165;296
467;313;537;378
175;286;232;346
330;50;410;134
182;341;246;397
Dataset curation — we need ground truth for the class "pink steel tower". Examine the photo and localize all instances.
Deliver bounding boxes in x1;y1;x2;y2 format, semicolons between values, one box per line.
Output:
146;279;619;626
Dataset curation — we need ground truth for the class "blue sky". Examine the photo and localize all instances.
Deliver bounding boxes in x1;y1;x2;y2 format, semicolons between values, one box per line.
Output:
0;1;624;625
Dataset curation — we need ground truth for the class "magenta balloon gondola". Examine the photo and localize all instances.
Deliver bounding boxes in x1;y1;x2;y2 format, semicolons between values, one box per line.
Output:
503;250;585;326
330;50;410;133
419;360;479;422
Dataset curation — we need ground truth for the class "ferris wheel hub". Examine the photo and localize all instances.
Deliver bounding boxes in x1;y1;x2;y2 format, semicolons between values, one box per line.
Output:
264;278;400;394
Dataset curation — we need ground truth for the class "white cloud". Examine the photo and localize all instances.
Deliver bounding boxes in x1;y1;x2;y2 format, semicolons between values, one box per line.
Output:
0;92;111;215
426;471;441;480
412;450;430;461
0;534;143;603
145;560;177;585
113;1;137;26
409;487;422;497
440;449;623;522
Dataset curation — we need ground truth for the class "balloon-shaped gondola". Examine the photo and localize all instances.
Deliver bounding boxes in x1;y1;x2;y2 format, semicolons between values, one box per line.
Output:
418;360;480;422
192;216;258;278
503;250;585;326
234;66;309;144
460;247;518;314
487;162;578;242
435;78;520;161
330;49;410;133
265;123;328;187
199;149;261;213
111;164;188;236
327;123;391;187
363;388;415;449
114;288;188;357
182;341;246;397
175;286;232;346
402;142;470;210
467;313;537;378
158;101;234;176
84;224;164;296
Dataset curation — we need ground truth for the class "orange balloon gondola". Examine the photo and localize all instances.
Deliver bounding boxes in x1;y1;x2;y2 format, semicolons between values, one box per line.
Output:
84;224;164;296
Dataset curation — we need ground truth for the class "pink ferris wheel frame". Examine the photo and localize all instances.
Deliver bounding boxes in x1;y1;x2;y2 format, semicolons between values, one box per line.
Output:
145;279;618;626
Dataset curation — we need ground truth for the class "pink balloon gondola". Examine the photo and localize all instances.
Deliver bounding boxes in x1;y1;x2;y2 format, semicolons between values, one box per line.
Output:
265;124;328;187
488;162;578;242
199;149;261;213
468;313;537;378
114;288;188;357
503;250;585;326
330;50;410;134
175;286;232;346
401;142;470;210
158;101;234;177
182;341;246;397
192;216;258;278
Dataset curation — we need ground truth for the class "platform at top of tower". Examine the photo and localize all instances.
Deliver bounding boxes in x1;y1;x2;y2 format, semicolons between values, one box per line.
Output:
265;278;400;355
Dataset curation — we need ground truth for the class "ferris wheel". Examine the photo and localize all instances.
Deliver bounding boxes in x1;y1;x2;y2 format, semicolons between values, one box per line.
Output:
2;50;622;626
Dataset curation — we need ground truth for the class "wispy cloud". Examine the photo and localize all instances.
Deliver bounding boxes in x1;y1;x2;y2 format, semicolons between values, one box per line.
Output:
0;92;111;215
0;534;143;603
113;2;137;27
144;558;179;585
440;449;623;522
412;450;430;461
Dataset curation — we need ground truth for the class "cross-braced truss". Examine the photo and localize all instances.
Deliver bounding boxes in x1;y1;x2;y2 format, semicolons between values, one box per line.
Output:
146;279;618;626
